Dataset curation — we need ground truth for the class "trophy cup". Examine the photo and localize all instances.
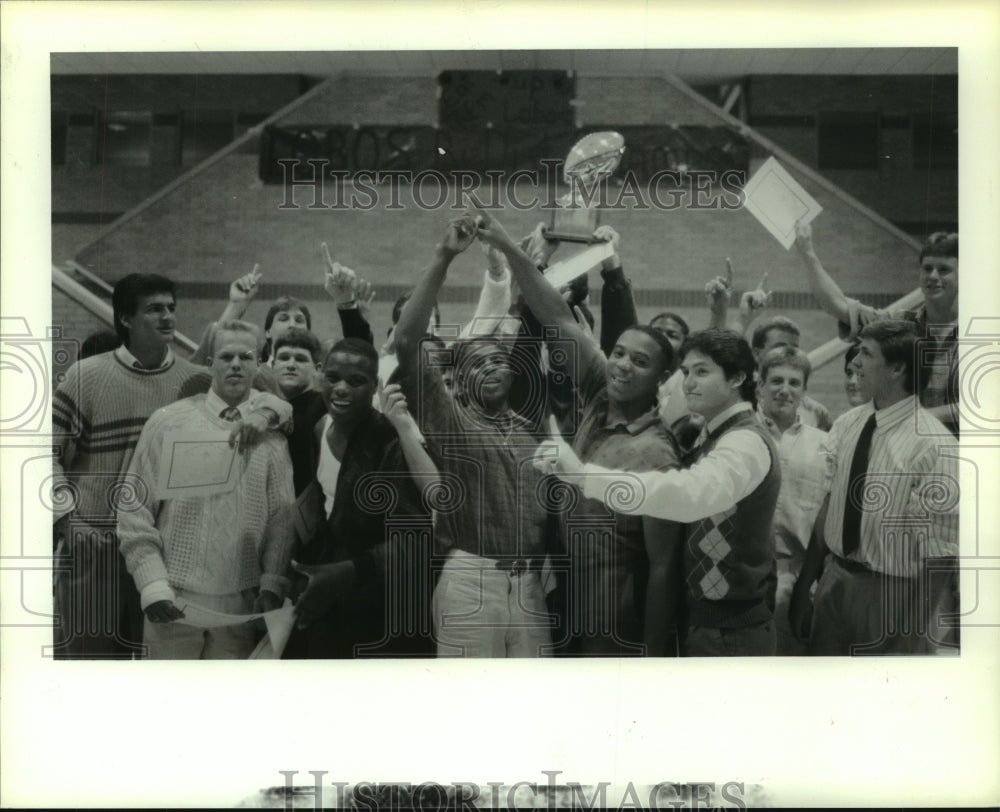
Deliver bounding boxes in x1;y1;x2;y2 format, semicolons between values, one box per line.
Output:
547;131;626;243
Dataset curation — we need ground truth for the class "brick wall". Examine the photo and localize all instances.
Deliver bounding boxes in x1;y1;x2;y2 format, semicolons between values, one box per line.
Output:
747;75;958;230
51;286;115;358
280;75;438;125
51;74;310;221
575;76;724;127
60;72;942;407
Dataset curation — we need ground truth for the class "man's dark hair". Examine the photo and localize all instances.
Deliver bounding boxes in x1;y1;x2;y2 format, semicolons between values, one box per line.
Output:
649;311;690;338
324;337;379;373
858;319;921;395
844;340;862;373
919;231;958;262
262;296;313;361
111;273;176;345
750;315;800;352
264;296;312;332
273;327;323;363
679;328;758;403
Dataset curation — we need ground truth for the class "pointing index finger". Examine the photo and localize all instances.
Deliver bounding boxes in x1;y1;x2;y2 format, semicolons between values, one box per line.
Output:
725;258;733;288
758;271;769;292
321;242;334;270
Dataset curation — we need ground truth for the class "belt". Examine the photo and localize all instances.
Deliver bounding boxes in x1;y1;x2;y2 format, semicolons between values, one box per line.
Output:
490;557;542;576
833;554;873;575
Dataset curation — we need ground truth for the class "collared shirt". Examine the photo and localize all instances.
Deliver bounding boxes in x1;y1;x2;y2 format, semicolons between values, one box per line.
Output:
204;387;252;421
572;351;681;566
798;394;833;432
203;386;291;429
821;395;958;577
115;344;174;372
582;401;771;523
757;411;830;567
400;359;548;559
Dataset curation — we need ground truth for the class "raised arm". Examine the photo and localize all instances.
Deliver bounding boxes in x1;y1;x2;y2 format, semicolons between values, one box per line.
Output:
459;241;514;338
594;226;638;356
475;209;599;370
793;219;851;325
735;271;772;338
394;217;477;372
190;266;262;365
705;258;734;331
322;246;376;345
379;381;441;500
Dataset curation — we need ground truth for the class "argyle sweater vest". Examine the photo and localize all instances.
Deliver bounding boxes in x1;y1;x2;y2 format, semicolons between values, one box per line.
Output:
684;409;780;629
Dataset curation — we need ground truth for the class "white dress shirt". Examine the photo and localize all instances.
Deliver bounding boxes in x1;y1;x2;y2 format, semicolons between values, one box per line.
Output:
581;401;771;523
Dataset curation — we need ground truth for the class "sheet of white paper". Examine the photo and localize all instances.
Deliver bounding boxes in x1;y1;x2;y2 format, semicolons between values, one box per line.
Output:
265;601;296;654
173;600;265;629
155;430;240;500
542;240;614;289
248;600;296;659
742;156;823;249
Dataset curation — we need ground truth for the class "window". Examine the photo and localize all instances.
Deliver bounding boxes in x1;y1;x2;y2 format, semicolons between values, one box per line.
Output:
181;109;235;166
817;111;879;170
912;111;958;170
100;111;152;166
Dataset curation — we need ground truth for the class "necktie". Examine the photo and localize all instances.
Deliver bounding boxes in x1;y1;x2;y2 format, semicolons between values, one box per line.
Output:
842;411;878;557
219;406;242;422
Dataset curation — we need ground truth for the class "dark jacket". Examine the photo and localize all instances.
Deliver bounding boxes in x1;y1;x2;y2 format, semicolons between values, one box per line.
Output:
282;409;434;658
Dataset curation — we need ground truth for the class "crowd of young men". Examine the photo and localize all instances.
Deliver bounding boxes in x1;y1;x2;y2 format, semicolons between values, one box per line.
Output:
51;212;960;659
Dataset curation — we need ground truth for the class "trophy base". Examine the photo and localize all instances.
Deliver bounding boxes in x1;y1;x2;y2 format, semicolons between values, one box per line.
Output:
547;203;601;244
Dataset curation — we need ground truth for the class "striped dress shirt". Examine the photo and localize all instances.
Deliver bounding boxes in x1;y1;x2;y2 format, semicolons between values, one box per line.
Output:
821;395;958;578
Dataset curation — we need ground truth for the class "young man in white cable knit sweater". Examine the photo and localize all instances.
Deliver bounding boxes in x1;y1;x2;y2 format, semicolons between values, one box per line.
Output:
118;321;296;659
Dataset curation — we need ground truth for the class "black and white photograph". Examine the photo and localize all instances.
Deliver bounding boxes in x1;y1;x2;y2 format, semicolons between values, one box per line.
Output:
1;1;998;808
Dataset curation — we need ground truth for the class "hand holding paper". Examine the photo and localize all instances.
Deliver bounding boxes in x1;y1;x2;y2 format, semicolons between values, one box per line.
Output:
292;559;356;630
145;599;186;623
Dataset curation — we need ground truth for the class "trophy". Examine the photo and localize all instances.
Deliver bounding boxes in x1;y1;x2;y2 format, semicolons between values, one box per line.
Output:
547;131;626;243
